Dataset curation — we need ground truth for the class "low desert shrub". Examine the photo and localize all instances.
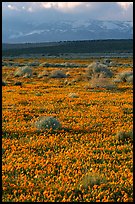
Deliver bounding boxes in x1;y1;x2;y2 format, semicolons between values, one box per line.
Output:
64;79;72;86
28;61;39;67
86;61;113;79
113;78;123;83
71;76;84;83
49;70;68;78
35;116;61;131
126;75;133;83
68;93;79;98
14;81;22;86
128;130;133;140
116;131;127;141
89;77;116;89
77;172;105;190
118;71;133;82
39;62;82;68
65;71;70;77
2;148;5;154
2;81;7;86
39;62;47;67
38;70;49;78
14;66;32;77
116;130;133;142
103;58;111;65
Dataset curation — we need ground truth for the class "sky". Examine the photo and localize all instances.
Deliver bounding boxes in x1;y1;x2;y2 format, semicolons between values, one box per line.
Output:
2;2;133;21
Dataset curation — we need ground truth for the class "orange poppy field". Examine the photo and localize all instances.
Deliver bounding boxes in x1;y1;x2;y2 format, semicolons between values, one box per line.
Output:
2;57;133;202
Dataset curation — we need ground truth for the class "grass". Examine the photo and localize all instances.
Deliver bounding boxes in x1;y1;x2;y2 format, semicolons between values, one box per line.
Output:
2;57;133;202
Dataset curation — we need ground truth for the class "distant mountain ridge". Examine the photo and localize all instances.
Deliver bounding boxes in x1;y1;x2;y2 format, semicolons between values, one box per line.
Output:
2;19;133;43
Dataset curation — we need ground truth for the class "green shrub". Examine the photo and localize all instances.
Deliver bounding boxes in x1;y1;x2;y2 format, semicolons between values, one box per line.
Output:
35;116;61;131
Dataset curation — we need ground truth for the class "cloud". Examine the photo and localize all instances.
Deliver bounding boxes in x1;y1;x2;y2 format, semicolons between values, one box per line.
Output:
7;4;19;11
2;2;133;21
40;2;84;11
34;2;134;13
3;2;85;13
117;2;133;10
3;2;133;12
2;2;39;12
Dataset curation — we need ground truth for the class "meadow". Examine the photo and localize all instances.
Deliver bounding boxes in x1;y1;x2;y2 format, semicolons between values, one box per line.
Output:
2;57;133;202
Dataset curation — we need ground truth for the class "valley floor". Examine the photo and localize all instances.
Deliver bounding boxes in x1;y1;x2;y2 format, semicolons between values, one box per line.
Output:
2;57;133;202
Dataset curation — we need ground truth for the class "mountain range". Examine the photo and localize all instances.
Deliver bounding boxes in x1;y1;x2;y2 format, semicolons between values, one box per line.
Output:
2;19;133;43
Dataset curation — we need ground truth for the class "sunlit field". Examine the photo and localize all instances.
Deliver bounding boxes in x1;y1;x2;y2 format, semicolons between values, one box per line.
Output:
2;57;133;202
